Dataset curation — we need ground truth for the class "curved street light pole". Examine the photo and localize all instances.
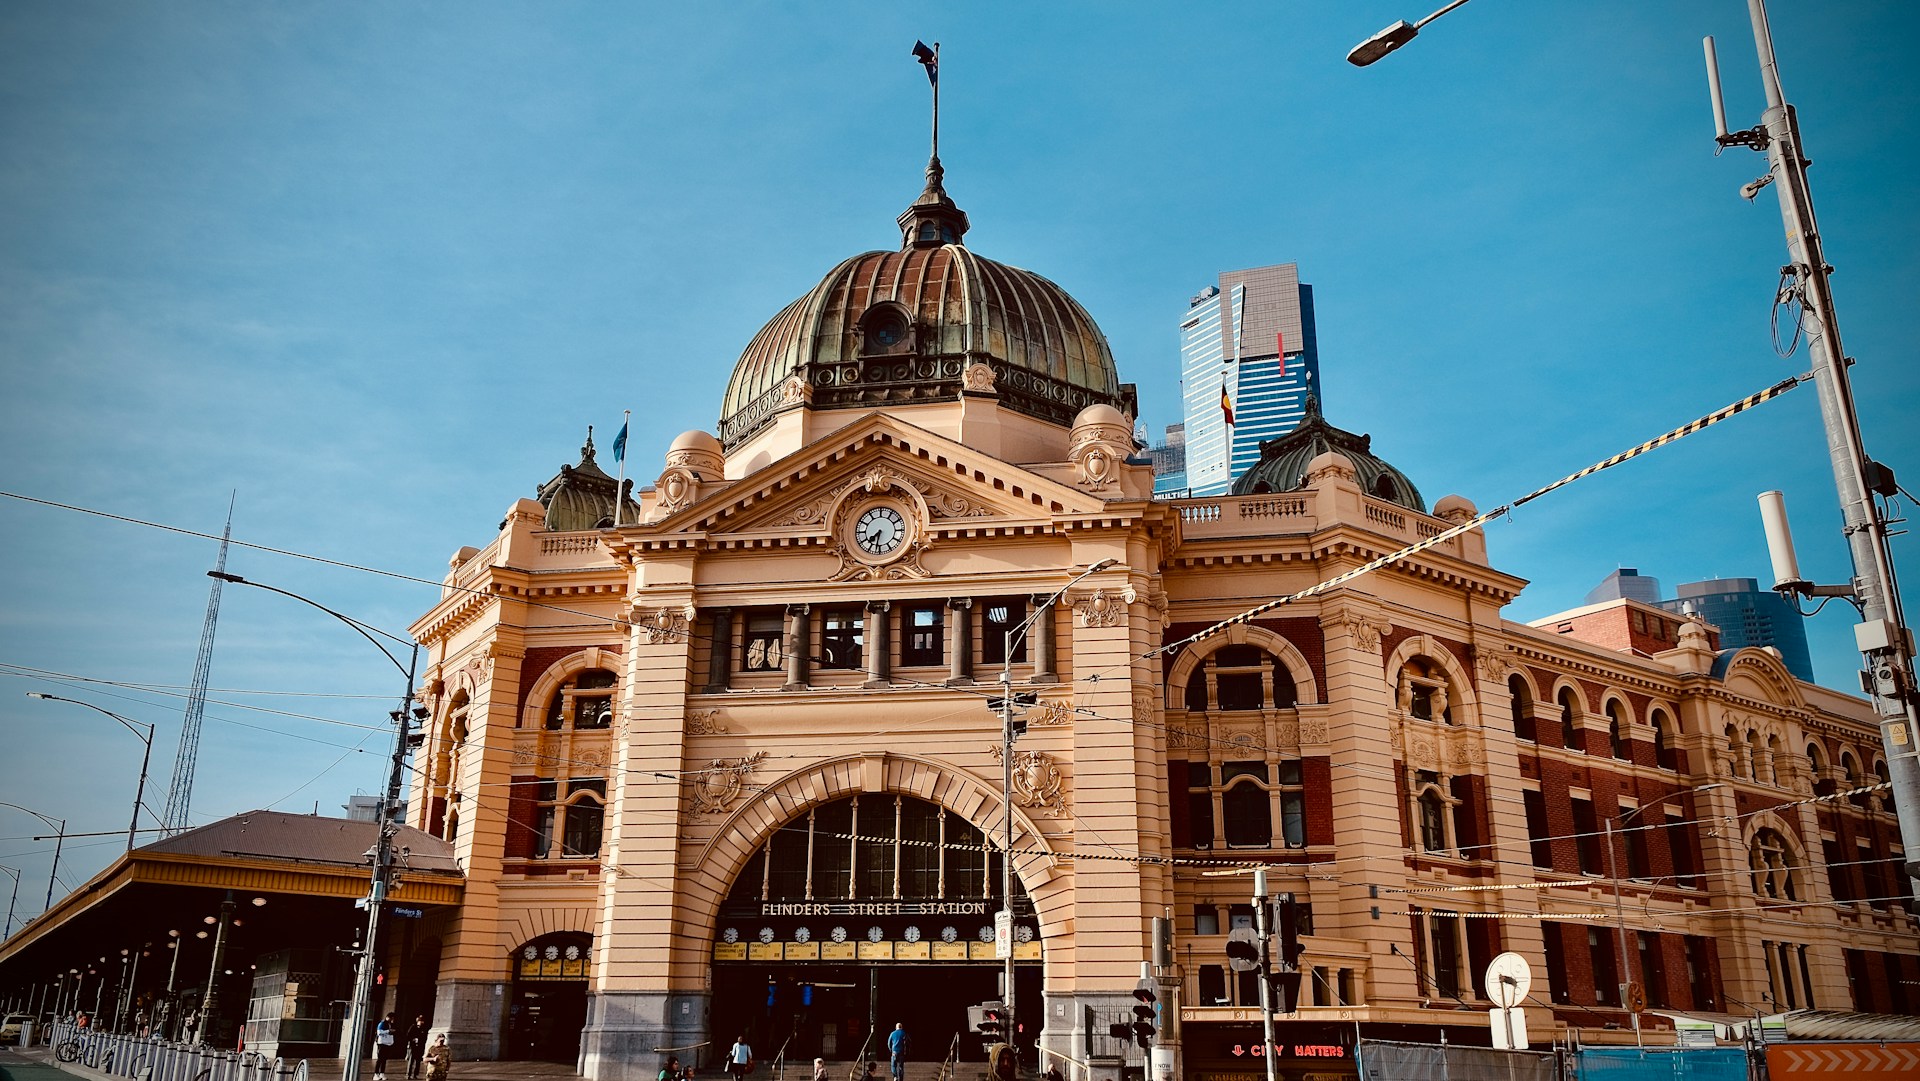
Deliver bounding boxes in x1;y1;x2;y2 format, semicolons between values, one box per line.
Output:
0;802;65;911
1345;0;1471;66
0;864;19;939
209;571;418;1081
996;557;1118;1056
26;694;155;851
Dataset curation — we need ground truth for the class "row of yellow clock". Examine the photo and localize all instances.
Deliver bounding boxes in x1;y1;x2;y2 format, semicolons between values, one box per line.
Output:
713;940;1042;962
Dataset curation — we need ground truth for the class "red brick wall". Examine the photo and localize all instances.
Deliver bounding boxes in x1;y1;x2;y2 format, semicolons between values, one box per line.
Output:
1304;757;1335;847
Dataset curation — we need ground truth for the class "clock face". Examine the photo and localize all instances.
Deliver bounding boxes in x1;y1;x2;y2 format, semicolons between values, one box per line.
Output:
854;505;908;557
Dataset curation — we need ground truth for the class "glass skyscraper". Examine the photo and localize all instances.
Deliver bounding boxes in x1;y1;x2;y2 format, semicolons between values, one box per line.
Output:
1166;263;1321;497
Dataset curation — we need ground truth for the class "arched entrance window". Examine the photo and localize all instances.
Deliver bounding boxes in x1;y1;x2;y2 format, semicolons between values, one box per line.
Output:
711;793;1038;1069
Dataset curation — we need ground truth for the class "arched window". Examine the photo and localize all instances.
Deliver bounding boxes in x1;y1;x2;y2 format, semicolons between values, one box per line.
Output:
1222;762;1274;848
1184;645;1298;713
1650;709;1677;771
729;793;1014;905
1398;657;1454;725
545;669;616;730
1509;675;1534;742
1607;701;1631;761
1410;770;1456;855
1766;735;1785;787
1726;725;1746;779
1559;689;1583;752
1748;828;1800;901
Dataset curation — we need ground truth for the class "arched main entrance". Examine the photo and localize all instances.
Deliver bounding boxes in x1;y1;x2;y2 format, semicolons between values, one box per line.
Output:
510;932;592;1062
710;793;1042;1067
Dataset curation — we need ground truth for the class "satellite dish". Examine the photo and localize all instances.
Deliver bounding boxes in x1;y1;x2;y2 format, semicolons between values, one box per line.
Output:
1484;952;1533;1009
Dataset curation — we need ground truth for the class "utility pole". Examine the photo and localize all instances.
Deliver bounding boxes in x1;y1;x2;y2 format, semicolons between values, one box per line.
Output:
1707;0;1920;899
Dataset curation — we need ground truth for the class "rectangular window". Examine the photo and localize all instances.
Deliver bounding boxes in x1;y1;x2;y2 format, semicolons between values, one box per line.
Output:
1686;936;1716;1011
1572;799;1602;876
1337;968;1354;1006
1589;927;1618;1006
1222;762;1272;849
980;599;1027;665
1277;760;1305;848
1430;912;1461;999
1187;762;1215;849
1638;932;1667;1008
743;612;785;672
1623;810;1650;879
1216;670;1263;711
532;778;558;858
1197;965;1227;1006
1543;925;1569;1004
1796;945;1815;1010
1824;840;1851;902
1193;905;1220;937
901;605;943;666
1669;816;1699;888
1524;790;1552;868
820;607;864;670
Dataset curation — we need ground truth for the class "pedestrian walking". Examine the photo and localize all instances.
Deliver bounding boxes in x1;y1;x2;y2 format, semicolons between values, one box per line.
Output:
728;1035;753;1081
811;1058;827;1081
404;1015;430;1079
659;1056;681;1081
887;1023;909;1081
374;1012;399;1080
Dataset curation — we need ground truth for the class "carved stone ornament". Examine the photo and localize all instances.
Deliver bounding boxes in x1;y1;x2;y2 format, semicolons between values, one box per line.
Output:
1029;700;1072;727
1073;585;1136;628
829;541;930;582
961;361;997;393
1132;689;1157;728
1071;441;1123;489
1299;719;1328;745
574;745;610;770
780;375;813;406
513;738;537;767
1343;614;1391;653
689;752;767;815
655;466;699;513
988;745;1067;818
686;709;727;735
637;604;695;644
770;467;987;530
1473;644;1511;684
1166;724;1200;750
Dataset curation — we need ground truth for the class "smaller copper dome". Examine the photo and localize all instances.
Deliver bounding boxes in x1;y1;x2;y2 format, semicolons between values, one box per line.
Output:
1230;397;1425;512
535;429;642;531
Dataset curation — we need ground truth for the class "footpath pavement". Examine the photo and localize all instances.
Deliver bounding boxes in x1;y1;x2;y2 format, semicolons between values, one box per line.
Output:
1;1045;585;1081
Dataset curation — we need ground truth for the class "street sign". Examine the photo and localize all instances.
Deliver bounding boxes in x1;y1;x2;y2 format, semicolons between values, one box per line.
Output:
994;909;1012;959
1483;952;1532;1009
389;905;424;919
1489;1006;1529;1050
1224;927;1260;972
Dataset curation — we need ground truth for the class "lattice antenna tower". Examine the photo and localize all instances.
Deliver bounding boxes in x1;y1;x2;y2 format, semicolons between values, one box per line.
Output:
162;496;232;834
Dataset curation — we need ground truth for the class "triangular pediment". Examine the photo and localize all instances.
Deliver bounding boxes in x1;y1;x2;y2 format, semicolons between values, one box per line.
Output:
651;414;1112;539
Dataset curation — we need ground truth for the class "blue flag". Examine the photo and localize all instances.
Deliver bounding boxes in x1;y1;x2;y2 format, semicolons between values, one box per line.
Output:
612;420;628;464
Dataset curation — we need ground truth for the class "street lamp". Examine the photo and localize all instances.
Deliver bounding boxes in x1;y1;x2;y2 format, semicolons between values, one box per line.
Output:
0;802;65;911
26;693;155;851
1604;783;1725;1047
209;571;419;1081
994;557;1120;1054
1346;0;1470;66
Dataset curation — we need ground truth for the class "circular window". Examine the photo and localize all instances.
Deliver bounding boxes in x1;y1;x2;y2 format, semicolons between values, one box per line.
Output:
863;307;911;352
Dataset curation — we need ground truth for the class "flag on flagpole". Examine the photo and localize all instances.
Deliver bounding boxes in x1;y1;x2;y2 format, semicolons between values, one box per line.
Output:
912;40;937;85
1219;383;1235;426
612;411;631;527
1277;330;1288;378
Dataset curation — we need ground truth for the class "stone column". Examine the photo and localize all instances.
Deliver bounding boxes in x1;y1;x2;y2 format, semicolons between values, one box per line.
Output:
1030;594;1057;684
864;600;891;687
783;604;810;690
703;608;732;694
946;597;973;684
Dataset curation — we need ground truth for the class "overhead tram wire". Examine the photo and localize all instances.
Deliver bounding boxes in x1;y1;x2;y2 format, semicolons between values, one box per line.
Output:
2;372;1809;706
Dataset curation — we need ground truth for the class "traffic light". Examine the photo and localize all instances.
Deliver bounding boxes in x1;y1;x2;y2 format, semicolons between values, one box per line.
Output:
976;1005;1005;1042
1130;984;1157;1049
1272;894;1305;1013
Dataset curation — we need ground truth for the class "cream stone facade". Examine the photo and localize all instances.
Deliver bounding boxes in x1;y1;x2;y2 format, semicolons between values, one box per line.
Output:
399;162;1917;1080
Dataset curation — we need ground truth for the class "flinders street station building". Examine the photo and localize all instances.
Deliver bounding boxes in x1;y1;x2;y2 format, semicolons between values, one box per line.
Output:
391;155;1918;1081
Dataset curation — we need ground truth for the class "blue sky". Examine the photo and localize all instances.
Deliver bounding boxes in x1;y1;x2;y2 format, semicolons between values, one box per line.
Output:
2;2;1915;917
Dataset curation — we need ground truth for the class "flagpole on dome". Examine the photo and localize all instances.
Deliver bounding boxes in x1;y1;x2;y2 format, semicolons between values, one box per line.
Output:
612;410;630;528
912;40;939;162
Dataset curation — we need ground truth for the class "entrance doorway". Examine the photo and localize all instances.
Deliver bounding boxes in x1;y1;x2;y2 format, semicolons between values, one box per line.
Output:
510;932;592;1062
710;963;1041;1069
